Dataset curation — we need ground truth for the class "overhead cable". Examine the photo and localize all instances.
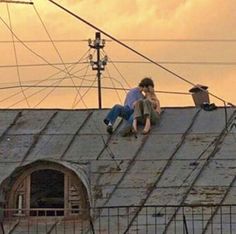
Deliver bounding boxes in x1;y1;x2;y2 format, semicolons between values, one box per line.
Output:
105;67;122;104
2;60;236;69
0;0;33;4
0;61;88;68
0;13;89;78
48;0;234;107
1;38;236;43
102;49;131;89
0;50;90;105
106;60;236;66
6;3;30;107
33;4;88;109
0;84;191;95
71;64;90;108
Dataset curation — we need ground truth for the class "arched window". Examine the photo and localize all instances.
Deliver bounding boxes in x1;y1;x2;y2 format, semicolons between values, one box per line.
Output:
5;162;89;218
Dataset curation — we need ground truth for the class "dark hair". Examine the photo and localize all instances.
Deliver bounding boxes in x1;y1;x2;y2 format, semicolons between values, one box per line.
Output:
139;77;154;88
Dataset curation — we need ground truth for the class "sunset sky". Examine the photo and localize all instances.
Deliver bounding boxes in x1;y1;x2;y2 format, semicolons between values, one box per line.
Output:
0;0;235;109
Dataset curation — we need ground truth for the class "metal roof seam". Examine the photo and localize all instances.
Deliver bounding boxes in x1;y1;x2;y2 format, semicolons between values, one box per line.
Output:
18;111;58;167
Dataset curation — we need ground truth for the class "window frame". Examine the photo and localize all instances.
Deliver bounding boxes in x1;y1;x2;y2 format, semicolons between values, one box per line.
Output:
6;163;89;219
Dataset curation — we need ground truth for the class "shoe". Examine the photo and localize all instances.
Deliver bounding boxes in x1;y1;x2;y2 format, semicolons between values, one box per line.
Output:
104;118;109;125
107;125;113;134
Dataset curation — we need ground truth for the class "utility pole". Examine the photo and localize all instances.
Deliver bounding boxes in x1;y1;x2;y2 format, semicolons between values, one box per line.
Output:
88;32;107;109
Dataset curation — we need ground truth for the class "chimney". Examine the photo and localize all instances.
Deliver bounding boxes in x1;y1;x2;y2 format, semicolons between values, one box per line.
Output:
189;84;210;107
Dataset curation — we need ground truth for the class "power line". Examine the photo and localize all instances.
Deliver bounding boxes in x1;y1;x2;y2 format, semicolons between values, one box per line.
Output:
102;49;130;90
104;66;122;104
48;0;234;107
71;64;90;108
0;74;96;86
101;49;130;96
0;50;91;105
0;39;89;43
116;39;236;43
6;3;30;107
1;38;236;43
0;61;88;68
0;84;191;95
32;78;63;108
0;75;136;92
0;14;88;77
108;60;236;66
72;77;98;108
2;60;236;69
32;4;89;109
0;0;33;4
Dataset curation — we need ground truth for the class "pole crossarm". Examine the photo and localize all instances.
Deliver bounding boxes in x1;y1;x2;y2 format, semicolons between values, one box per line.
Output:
0;0;33;4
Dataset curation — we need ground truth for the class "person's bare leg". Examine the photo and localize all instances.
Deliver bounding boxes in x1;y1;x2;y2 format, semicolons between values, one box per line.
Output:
132;118;138;133
133;100;143;134
143;116;151;134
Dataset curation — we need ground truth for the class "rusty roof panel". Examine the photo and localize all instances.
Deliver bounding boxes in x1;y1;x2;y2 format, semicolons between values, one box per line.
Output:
93;185;116;207
145;187;187;205
105;188;147;206
174;134;217;160
156;160;202;187
185;186;227;205
91;171;124;187
118;160;167;188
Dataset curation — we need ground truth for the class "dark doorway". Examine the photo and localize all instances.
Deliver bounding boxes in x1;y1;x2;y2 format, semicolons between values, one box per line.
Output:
30;169;64;216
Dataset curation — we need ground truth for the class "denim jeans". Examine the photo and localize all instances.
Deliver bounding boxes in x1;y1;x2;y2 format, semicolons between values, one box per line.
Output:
104;104;133;125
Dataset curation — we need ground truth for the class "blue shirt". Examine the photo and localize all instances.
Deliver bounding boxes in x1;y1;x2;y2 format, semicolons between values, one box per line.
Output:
124;87;144;110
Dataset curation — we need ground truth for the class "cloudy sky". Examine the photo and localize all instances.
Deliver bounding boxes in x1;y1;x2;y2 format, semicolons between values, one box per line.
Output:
0;0;235;108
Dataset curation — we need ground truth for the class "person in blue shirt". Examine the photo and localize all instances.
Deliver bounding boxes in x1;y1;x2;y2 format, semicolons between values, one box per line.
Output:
104;77;154;135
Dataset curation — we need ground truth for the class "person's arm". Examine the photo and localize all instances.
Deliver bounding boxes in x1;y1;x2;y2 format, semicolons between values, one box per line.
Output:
147;87;161;114
155;98;161;114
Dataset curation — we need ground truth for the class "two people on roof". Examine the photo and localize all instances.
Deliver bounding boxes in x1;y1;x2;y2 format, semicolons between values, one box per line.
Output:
103;77;161;136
